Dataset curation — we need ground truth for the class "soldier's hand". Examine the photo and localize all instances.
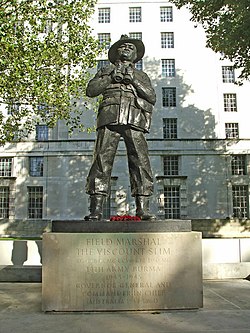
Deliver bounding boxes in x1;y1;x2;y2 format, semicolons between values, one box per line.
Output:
101;64;115;76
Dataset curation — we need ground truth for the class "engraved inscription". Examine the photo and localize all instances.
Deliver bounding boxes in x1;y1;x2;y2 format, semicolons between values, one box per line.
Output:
74;235;173;307
42;232;203;311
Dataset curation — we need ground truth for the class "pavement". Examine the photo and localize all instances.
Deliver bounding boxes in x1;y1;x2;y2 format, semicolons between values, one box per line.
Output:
0;279;250;333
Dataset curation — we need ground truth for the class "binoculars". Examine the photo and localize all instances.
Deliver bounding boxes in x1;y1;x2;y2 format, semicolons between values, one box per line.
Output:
113;64;133;84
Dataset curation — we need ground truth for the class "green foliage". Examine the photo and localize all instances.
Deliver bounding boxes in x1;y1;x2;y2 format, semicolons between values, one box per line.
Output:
0;0;101;143
171;0;250;82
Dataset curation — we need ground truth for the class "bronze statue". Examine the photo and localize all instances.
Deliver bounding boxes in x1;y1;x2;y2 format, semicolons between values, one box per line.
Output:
85;35;156;220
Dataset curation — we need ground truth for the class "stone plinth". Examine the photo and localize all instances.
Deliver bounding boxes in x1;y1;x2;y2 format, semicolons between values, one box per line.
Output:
51;219;192;233
42;229;202;312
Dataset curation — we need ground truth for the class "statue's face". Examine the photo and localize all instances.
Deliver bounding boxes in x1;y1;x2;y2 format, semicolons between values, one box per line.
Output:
117;43;137;62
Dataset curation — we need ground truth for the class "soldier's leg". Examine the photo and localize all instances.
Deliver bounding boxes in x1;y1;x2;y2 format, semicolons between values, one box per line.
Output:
85;126;120;220
122;127;155;220
123;128;153;196
86;126;120;195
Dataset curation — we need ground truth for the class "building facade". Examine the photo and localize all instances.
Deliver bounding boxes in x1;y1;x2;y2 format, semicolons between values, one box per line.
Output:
1;1;250;237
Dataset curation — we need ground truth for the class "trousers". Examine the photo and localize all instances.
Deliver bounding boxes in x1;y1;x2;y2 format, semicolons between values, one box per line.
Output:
85;125;154;197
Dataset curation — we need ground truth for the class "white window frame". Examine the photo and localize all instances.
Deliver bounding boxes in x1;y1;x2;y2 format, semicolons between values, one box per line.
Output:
225;123;239;139
129;7;142;23
160;6;173;22
129;32;142;40
36;125;49;141
163;118;177;139
224;93;237;112
232;185;248;218
162;87;176;107
98;7;110;23
98;33;111;50
161;32;174;48
29;157;44;177
0;158;13;177
231;155;246;175
162;59;175;77
222;66;235;83
164;185;180;219
0;186;10;218
163;156;179;176
28;186;43;219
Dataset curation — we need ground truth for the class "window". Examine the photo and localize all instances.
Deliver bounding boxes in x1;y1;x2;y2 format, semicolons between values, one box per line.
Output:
224;93;237;112
8;101;20;115
97;60;110;70
129;7;141;22
129;32;142;40
37;103;48;114
0;187;9;218
231;155;247;175
163;156;179;175
232;185;248;218
102;177;117;218
41;20;62;39
222;66;235;83
160;6;173;22
98;33;111;50
163;118;177;139
29;157;44;177
161;32;174;48
103;195;111;219
164;186;180;219
36;125;48;141
225;123;239;139
98;8;110;23
0;158;12;177
162;87;176;107
37;103;49;120
162;59;175;77
28;186;43;219
135;59;143;71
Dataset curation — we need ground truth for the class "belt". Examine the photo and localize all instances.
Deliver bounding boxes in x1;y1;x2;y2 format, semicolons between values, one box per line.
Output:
103;89;135;99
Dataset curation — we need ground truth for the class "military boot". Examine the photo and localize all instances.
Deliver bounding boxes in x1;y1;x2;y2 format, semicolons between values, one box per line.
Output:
135;195;156;220
84;194;105;221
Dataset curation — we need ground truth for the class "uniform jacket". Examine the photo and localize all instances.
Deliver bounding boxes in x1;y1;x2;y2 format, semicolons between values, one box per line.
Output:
86;64;156;133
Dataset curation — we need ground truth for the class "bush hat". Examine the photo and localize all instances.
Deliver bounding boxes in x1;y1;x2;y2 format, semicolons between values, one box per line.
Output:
108;34;145;64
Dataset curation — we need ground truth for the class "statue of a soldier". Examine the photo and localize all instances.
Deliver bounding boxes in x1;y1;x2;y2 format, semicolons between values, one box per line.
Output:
85;35;156;221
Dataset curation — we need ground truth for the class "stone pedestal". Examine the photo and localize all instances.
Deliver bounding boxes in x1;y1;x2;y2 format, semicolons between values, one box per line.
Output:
42;221;202;312
51;219;192;233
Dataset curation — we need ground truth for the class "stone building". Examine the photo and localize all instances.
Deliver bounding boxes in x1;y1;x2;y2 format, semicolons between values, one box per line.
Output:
1;0;250;238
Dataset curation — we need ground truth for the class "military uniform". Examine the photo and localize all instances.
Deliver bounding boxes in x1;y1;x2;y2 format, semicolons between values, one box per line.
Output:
84;35;156;220
85;63;156;197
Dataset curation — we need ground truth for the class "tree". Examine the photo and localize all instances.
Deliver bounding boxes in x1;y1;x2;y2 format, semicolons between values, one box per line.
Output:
171;0;250;83
0;0;101;143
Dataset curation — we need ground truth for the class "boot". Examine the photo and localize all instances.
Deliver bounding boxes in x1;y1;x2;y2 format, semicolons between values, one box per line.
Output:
135;195;156;220
84;194;105;221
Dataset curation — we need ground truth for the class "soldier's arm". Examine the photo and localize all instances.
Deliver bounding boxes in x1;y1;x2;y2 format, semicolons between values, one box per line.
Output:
132;71;156;105
86;65;114;97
